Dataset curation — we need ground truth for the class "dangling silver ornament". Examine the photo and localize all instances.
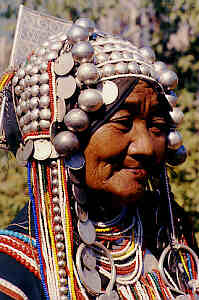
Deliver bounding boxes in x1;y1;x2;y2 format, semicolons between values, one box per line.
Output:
24;111;31;124
95;53;109;64
54;52;74;76
140;64;151;76
102;64;115;77
167;130;182;150
165;91;178;107
75;18;95;34
64;108;89;132
56;76;76;99
82;247;96;270
139;46;156;63
128;62;140;74
78;89;103;112
77;63;99;85
53;131;80;156
67;24;89;44
159;70;178;89
153;61;167;73
20;101;29;113
115;62;128;74
15;85;23;96
40;62;48;72
72;41;94;63
169;107;184;125
167;145;187;166
46;51;58;61
35;47;46;56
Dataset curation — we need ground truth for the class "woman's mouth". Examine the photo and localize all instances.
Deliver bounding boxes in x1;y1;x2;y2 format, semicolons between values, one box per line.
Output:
121;168;148;179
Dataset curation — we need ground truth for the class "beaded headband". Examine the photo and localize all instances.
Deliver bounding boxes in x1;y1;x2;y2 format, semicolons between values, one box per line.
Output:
0;17;186;167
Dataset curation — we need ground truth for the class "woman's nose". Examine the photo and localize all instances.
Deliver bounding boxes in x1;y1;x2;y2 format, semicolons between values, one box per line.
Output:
127;121;154;158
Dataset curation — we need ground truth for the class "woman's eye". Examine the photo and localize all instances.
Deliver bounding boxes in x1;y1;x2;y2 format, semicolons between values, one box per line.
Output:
111;118;133;131
149;122;169;135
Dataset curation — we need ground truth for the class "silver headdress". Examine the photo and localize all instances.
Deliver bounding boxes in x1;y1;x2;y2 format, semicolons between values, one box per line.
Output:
0;6;186;167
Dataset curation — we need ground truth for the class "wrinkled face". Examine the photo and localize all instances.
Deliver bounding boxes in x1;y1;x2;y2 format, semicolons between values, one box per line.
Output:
84;81;169;206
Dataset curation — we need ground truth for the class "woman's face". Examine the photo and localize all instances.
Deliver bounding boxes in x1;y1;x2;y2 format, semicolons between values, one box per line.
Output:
84;82;168;206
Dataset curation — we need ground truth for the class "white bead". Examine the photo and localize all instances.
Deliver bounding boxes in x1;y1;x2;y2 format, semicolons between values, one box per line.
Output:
40;84;49;96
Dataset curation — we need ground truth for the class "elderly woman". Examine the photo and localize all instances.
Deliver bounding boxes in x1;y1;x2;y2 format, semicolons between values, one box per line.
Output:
0;16;198;300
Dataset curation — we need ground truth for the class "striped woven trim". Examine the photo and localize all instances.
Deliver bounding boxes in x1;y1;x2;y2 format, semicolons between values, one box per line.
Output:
0;278;28;300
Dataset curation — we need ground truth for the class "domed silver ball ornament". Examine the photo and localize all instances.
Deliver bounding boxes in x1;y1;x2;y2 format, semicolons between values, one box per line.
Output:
115;62;128;74
40;72;49;84
31;108;40;121
167;130;183;150
19;78;26;89
139;46;156;63
169;107;184;125
64;108;89;132
128;62;140;74
31;85;40;97
35;58;44;67
39;95;50;108
40;62;48;72
17;68;26;79
72;41;94;63
30;66;39;76
153;61;167;73
29;120;39;132
39;119;51;130
50;41;63;52
30;55;37;64
67;24;89;44
77;63;99;85
78;89;103;112
140;64;151;76
159;70;178;89
23;124;30;134
29;74;40;86
24;75;30;87
102;64;115;77
21;92;28;101
167;145;187;166
21;101;29;113
40;84;49;96
110;51;122;60
165;91;178;107
25;64;33;75
39;108;51;120
75;18;95;34
53;131;80;156
25;87;32;98
95;53;109;64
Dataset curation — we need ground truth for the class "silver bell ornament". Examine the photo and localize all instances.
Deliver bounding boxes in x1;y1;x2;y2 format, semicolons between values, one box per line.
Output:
165;91;178;107
153;61;167;73
67;24;89;44
77;63;99;85
139;46;156;63
72;41;94;63
128;62;140;74
115;62;128;74
53;131;80;156
169;107;184;125
140;64;151;76
78;89;103;112
159;70;178;89
167;130;182;150
64;108;89;132
75;18;95;34
167;145;187;166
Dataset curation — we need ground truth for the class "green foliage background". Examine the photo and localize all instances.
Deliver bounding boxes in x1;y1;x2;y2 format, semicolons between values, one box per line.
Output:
0;0;199;242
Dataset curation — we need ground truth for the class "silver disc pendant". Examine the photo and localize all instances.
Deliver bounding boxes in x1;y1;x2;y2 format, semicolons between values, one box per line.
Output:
54;52;74;76
83;268;101;294
16;147;27;167
78;219;96;245
56;97;66;122
98;291;119;300
82;247;96;270
98;81;118;105
22;140;34;161
56;76;76;100
33;139;52;160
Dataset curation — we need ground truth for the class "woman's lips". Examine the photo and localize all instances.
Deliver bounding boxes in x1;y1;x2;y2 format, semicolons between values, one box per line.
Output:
122;168;148;179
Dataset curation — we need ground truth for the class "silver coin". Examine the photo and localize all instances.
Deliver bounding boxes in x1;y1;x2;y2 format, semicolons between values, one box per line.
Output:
16;147;27;167
82;247;96;270
75;202;88;223
22;140;34;161
83;268;101;294
98;291;119;300
33;139;52;160
56;97;66;122
50;143;59;159
78;219;96;245
99;81;118;105
54;52;74;76
56;76;76;99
